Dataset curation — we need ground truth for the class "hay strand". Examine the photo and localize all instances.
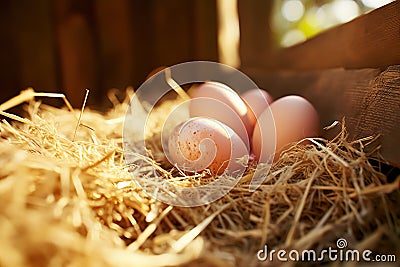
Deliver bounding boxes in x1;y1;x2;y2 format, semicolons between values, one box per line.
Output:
0;89;398;266
73;89;90;141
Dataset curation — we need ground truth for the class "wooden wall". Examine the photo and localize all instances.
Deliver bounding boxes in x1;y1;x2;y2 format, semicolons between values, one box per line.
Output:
0;0;399;166
0;0;218;107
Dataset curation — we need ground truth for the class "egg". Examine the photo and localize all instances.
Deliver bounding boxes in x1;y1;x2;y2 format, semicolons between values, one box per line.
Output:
188;81;252;144
167;117;249;175
252;95;319;163
241;89;274;129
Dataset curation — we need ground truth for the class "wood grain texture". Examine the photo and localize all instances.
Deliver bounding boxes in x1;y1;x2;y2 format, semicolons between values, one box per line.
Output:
238;0;274;67
56;14;98;106
243;65;400;167
128;0;218;89
192;0;218;61
11;0;58;91
151;0;218;65
242;67;380;127
0;1;20;104
348;65;400;167
95;0;135;93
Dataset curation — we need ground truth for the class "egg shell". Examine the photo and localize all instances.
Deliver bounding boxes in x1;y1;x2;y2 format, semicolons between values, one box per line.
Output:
241;89;274;129
252;95;319;163
167;117;249;175
189;82;252;144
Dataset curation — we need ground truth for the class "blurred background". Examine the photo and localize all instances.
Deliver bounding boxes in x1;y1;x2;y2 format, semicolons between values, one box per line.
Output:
0;0;394;108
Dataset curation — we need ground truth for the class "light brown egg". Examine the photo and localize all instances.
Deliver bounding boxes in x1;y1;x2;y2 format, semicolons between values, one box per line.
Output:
252;95;319;163
167;117;249;175
189;82;252;144
241;89;274;129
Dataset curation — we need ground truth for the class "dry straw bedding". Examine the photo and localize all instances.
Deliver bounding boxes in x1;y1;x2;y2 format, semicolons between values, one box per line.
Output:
0;89;399;267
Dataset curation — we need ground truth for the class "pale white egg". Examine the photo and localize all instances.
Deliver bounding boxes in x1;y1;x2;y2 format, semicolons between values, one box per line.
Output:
189;82;252;144
241;89;274;130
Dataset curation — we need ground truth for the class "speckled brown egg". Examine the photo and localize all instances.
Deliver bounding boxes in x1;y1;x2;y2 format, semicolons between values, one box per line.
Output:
167;117;249;175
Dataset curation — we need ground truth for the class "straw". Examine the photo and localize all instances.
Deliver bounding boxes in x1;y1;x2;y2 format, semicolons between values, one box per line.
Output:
0;88;398;267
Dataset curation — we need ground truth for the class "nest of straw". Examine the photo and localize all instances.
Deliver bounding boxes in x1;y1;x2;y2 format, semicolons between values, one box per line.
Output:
0;88;399;267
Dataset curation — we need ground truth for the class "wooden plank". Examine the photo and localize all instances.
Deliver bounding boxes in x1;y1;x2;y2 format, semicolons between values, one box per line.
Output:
11;0;58;91
241;1;400;71
56;13;98;107
152;0;218;63
95;0;135;93
237;0;274;67
243;65;400;167
152;0;193;66
0;1;20;104
192;0;218;61
348;65;400;167
130;1;155;88
128;0;216;88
